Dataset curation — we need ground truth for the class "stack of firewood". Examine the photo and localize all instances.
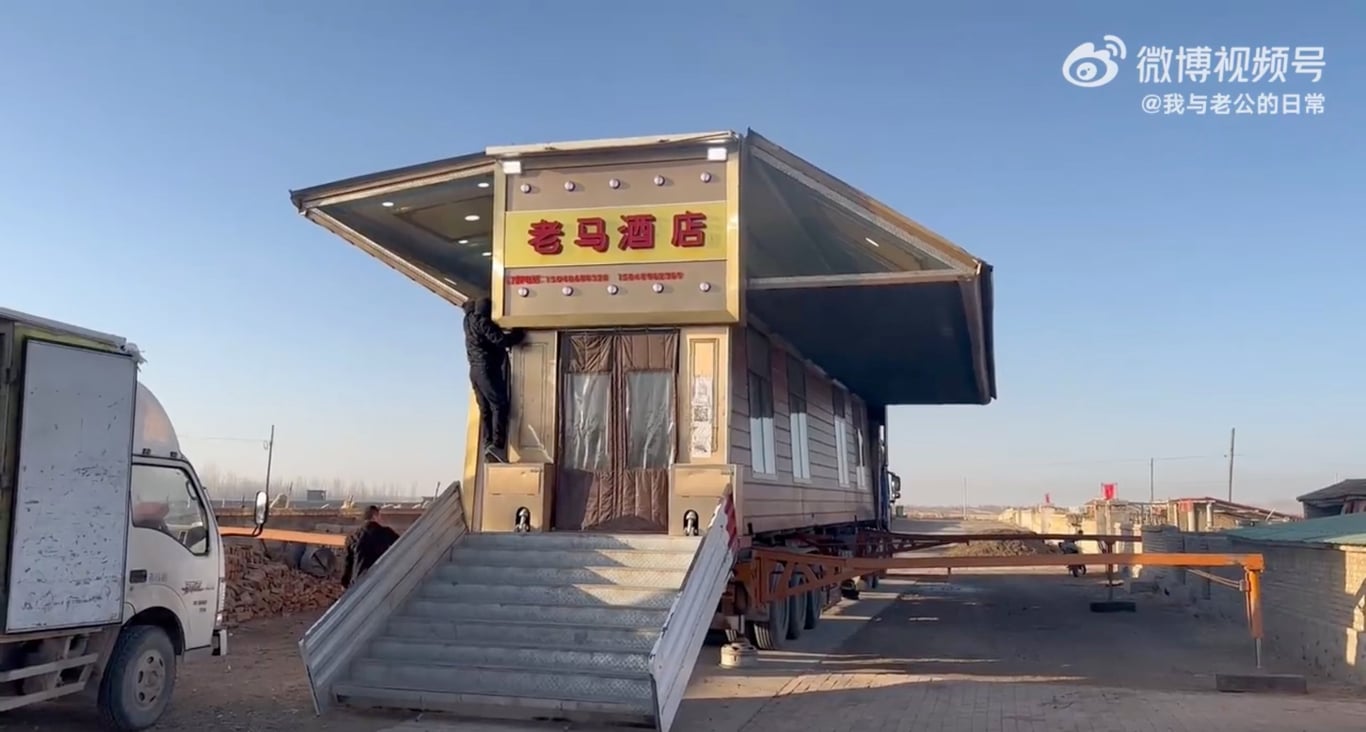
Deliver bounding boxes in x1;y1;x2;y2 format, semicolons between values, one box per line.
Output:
223;541;343;625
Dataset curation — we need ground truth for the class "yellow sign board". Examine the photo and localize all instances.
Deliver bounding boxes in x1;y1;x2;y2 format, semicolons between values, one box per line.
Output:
502;201;728;269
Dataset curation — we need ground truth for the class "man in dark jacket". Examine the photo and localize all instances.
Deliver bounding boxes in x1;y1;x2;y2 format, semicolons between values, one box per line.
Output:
462;296;524;462
341;505;400;589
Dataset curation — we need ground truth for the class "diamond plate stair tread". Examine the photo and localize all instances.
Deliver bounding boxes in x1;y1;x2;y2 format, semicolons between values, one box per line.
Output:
332;683;654;720
420;581;680;608
434;563;688;588
369;638;650;674
451;547;697;569
348;659;652;703
385;616;660;651
462;533;700;551
405;599;670;627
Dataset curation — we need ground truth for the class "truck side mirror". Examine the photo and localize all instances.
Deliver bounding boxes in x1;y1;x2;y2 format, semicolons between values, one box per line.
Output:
253;491;270;529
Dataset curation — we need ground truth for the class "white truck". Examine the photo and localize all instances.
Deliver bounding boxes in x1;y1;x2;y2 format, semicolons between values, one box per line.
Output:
0;308;267;729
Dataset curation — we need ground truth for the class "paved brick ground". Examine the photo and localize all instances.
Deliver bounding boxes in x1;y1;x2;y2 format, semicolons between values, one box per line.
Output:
739;675;1366;732
725;566;1366;732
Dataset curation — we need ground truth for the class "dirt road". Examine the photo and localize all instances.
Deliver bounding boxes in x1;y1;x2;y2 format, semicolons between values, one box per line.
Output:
2;615;408;732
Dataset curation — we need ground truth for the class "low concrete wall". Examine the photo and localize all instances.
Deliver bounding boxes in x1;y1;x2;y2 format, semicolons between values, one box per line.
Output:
215;507;426;534
1140;526;1366;685
998;507;1140;556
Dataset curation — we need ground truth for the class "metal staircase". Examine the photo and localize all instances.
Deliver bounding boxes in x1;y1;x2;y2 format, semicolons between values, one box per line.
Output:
335;532;700;723
300;482;738;732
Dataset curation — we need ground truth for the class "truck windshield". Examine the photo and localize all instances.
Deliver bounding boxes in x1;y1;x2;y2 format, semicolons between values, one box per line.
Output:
131;464;211;555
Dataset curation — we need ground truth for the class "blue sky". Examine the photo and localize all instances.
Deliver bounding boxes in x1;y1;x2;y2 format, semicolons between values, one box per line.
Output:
2;1;1361;507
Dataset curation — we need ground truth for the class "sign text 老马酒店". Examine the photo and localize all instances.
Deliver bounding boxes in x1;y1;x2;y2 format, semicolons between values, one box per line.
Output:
502;201;727;268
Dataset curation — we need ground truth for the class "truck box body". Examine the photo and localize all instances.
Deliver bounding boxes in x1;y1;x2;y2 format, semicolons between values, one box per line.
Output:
0;310;139;633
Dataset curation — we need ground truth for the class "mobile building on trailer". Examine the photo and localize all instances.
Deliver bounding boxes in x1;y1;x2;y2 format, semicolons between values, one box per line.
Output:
291;130;995;730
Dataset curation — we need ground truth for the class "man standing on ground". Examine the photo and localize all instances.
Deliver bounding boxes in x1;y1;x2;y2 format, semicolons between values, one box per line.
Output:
462;296;524;463
341;505;401;589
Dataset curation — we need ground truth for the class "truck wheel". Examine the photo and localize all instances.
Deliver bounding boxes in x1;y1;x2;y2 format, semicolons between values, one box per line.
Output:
786;576;807;641
748;599;788;651
97;625;177;731
803;589;823;630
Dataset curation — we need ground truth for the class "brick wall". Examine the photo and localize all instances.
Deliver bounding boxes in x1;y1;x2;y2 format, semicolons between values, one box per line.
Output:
1229;538;1366;685
1139;526;1366;685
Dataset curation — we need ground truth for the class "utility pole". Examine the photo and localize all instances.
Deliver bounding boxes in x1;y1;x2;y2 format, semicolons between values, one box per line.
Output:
1226;427;1236;502
263;425;276;496
962;477;968;520
1149;457;1156;525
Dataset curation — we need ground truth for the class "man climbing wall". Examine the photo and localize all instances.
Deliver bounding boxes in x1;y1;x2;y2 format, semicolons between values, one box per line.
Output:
462;296;525;462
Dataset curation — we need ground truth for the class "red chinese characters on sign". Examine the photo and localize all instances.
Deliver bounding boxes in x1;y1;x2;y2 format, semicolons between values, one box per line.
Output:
574;217;610;252
617;214;657;250
526;211;711;256
528;220;564;255
671;211;706;248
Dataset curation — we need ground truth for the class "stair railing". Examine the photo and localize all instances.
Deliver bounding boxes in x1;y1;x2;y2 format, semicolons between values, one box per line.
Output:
298;481;468;714
647;489;739;732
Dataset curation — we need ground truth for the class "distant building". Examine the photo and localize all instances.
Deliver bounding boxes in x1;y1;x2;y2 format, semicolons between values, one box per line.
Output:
1164;496;1296;531
306;489;327;502
1297;479;1366;519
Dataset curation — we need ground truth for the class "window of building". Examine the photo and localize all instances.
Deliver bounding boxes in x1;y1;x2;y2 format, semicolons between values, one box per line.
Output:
854;400;868;490
131;464;211;555
786;355;811;481
747;330;777;475
834;387;851;486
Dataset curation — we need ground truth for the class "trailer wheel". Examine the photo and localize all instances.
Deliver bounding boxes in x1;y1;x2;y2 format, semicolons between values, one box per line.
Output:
803;588;823;630
748;597;788;651
97;624;177;731
786;575;808;641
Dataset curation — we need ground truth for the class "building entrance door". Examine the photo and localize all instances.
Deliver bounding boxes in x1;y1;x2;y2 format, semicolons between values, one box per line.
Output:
554;330;678;532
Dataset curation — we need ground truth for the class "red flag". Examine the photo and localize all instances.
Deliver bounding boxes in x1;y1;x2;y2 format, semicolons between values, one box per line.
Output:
1102;483;1117;501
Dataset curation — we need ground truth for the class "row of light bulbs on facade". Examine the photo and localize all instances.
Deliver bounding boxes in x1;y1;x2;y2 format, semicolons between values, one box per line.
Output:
515;281;714;298
519;171;715;195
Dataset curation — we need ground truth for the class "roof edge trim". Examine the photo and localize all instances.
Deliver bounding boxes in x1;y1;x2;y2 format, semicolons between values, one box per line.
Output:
290;151;495;212
486;131;739;158
748;270;969;291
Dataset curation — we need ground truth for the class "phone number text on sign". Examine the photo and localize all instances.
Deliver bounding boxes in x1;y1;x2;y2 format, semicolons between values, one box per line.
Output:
502;201;729;269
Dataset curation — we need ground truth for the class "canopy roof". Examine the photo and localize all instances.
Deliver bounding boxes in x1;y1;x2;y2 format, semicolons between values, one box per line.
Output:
290;130;996;406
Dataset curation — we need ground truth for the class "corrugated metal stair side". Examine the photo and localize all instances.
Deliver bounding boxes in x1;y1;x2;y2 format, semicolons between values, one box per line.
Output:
331;532;703;725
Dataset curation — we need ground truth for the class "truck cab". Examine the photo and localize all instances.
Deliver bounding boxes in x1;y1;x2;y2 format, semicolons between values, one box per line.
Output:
124;383;231;662
0;308;267;730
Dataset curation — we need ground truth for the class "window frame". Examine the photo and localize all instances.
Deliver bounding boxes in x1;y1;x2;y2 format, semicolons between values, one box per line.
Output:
130;462;213;557
786;355;811;481
854;400;868;491
833;387;851;487
746;330;777;476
